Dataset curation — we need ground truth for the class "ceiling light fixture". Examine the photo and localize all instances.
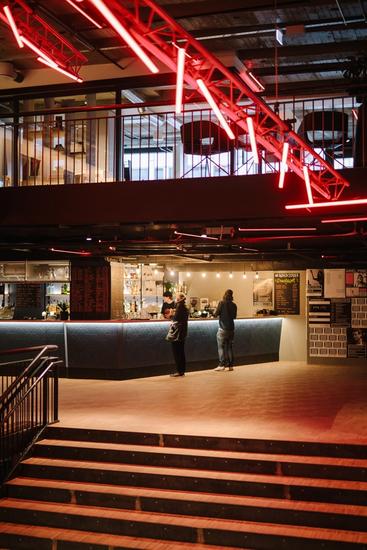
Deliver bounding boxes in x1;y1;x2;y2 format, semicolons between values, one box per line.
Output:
175;47;185;114
278;142;289;189
65;0;103;29
50;247;91;256
21;36;57;67
88;0;159;74
238;227;317;232
286;197;367;210
246;117;259;164
196;79;235;140
321;216;367;223
302;165;314;205
3;5;23;48
255;271;259;279
37;57;83;82
238;69;265;93
174;230;218;240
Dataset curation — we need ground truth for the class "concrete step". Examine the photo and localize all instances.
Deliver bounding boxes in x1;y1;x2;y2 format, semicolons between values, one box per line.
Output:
0;498;366;549
45;426;367;458
0;521;243;550
5;477;367;531
32;439;367;481
16;457;367;505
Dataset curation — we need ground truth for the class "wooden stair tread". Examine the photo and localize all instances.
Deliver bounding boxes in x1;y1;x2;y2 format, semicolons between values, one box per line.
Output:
7;477;367;516
1;498;367;543
21;456;367;490
0;522;240;549
35;439;367;468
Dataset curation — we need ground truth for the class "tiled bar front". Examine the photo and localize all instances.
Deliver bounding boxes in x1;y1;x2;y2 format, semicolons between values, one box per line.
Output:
0;318;282;379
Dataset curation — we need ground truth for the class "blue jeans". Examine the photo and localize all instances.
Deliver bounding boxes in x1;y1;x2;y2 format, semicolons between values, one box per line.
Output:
216;328;234;367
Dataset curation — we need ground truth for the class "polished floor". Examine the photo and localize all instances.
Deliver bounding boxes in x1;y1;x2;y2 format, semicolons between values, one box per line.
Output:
57;361;367;445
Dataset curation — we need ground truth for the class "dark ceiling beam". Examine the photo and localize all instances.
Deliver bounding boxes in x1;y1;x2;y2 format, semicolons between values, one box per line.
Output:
255;61;349;76
263;77;362;97
189;18;367;41
155;0;357;19
238;40;367;60
88;18;367;52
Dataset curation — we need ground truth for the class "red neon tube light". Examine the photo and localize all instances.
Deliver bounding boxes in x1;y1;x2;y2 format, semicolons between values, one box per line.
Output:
196;79;235;140
3;5;23;48
174;230;218;240
302;165;314;204
21;36;58;67
278;142;289;189
50;248;91;256
246;117;259;164
286;198;367;210
65;0;102;29
175;47;185;115
238;227;317;232
37;57;83;82
321;216;367;223
88;0;159;74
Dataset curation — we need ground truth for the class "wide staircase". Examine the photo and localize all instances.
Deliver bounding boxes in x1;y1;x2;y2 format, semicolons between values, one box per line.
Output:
0;427;366;549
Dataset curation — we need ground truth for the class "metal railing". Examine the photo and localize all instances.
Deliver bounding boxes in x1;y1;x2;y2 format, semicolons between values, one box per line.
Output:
0;345;61;484
0;95;365;187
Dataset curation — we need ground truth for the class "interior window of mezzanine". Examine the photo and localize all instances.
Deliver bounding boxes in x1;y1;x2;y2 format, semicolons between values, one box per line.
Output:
0;100;14;188
18;91;117;186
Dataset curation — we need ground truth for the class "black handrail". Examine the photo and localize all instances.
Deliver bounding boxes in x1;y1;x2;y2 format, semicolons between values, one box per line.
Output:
0;345;61;484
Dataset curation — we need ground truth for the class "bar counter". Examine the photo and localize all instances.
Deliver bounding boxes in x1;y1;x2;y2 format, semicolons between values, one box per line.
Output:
0;317;282;379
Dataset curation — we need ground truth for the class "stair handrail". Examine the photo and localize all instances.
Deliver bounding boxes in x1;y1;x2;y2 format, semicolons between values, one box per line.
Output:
0;345;61;484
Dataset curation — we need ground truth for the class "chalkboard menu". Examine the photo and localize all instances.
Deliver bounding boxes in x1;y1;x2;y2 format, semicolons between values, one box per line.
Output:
14;283;45;319
274;273;300;315
70;263;110;320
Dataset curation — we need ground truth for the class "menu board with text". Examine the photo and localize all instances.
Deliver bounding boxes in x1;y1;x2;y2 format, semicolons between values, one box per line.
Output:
274;273;300;315
71;264;110;319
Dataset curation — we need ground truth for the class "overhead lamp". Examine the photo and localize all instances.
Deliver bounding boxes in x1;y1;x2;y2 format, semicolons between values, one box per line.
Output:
37;57;83;82
255;271;259;279
50;247;91;256
246;117;259;164
88;0;159;74
201;272;207;278
170;269;175;276
238;227;317;232
65;0;102;28
238;68;265;93
278;142;289;189
242;271;247;279
21;37;58;67
229;272;233;279
321;216;367;223
175;47;185;115
216;272;221;278
186;271;191;277
3;5;23;48
174;230;218;240
286;197;367;210
196;78;235;140
302;165;314;205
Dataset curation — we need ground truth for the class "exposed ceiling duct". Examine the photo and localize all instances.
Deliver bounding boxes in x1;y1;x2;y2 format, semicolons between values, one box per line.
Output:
0;61;23;83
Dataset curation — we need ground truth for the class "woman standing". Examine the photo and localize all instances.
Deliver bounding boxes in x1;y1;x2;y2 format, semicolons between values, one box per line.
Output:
213;289;237;371
169;292;189;377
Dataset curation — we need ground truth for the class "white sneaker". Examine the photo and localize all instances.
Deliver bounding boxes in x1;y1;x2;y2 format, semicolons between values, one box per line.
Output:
214;366;226;371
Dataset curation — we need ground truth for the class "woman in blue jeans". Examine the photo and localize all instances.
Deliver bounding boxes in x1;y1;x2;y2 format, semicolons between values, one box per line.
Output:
213;289;237;371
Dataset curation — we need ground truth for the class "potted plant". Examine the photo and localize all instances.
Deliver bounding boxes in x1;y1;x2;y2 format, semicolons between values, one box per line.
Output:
57;301;69;320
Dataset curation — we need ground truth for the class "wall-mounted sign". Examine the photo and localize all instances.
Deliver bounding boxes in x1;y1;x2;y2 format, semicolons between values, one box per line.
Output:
306;269;324;297
274;273;300;315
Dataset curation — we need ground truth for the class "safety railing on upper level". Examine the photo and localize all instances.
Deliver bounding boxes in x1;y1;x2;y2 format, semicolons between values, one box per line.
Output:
0;345;61;484
0;95;365;187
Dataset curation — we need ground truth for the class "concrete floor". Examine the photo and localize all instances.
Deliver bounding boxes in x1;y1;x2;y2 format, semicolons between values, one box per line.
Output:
58;361;367;444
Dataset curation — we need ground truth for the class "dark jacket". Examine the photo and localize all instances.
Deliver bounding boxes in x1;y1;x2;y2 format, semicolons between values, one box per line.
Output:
215;300;237;331
172;300;189;341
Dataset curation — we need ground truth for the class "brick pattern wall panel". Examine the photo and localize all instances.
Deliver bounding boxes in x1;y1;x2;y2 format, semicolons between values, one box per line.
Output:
351;298;367;328
309;326;347;357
